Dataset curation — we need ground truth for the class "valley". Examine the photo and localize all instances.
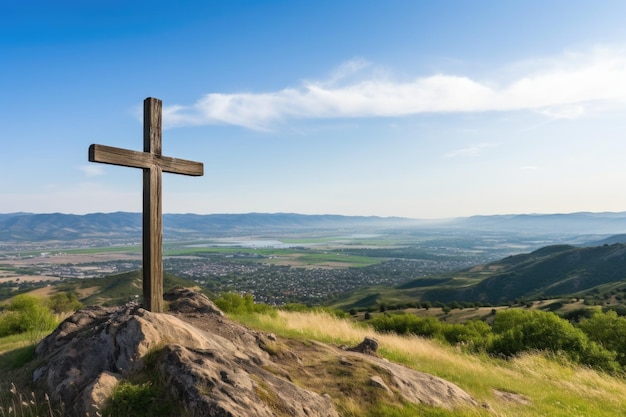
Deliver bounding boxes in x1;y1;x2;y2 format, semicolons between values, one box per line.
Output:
2;212;626;309
0;231;494;304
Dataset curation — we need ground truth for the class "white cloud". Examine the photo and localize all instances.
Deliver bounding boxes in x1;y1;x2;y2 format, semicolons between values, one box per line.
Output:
163;45;626;130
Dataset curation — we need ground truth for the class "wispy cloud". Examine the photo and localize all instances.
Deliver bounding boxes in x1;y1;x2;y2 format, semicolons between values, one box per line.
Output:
444;143;497;158
163;46;626;130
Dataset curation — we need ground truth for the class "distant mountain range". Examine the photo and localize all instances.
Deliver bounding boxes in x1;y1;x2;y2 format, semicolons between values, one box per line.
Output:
1;211;626;242
0;212;415;242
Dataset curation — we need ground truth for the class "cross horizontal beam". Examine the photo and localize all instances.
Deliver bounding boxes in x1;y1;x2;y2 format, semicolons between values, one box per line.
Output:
89;144;203;176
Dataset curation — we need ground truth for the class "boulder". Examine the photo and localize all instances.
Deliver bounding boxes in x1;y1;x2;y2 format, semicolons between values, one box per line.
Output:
32;288;476;416
32;290;336;417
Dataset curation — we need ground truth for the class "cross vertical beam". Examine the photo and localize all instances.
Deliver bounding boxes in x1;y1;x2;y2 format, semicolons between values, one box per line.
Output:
143;98;164;312
88;97;204;312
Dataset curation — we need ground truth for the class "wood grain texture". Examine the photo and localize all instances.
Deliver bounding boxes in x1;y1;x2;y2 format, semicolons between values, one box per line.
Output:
88;144;203;176
143;165;163;312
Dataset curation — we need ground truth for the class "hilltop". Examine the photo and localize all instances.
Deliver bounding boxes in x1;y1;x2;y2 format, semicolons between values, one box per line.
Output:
10;289;478;417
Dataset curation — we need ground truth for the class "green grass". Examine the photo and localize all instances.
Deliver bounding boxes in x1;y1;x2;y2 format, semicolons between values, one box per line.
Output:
364;402;483;417
233;309;626;417
0;339;36;370
102;380;177;417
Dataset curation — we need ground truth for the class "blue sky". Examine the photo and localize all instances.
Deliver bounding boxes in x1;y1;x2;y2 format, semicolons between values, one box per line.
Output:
3;1;626;218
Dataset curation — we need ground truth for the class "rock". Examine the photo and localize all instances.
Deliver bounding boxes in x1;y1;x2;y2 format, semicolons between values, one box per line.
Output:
374;358;477;409
81;372;122;417
32;288;477;416
164;287;224;316
297;339;478;411
33;290;337;417
160;344;337;417
347;336;379;355
370;375;392;394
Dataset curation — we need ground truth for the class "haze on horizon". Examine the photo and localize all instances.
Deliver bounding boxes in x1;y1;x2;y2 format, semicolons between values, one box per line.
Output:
2;1;626;219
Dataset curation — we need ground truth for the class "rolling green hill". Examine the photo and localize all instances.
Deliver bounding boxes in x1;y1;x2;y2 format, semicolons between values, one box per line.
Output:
333;243;626;309
426;243;626;304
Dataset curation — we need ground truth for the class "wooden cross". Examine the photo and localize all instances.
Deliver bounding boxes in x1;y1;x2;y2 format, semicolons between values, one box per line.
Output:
88;97;204;312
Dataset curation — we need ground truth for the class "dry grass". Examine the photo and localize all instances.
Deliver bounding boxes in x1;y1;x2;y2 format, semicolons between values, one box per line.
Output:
240;310;626;417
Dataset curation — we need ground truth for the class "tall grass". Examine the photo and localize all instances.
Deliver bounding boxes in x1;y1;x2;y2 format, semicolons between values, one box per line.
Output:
0;383;57;417
237;310;626;417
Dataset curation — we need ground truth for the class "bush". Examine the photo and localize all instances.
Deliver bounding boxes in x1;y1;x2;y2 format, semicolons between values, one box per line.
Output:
441;320;492;349
370;314;442;338
490;310;585;356
48;292;83;314
0;294;57;339
488;309;619;371
213;292;274;315
578;310;626;366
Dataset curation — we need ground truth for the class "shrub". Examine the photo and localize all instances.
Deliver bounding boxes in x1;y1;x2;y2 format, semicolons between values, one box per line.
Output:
440;320;491;350
578;310;626;366
488;309;619;371
490;310;584;356
0;295;57;339
47;292;82;314
370;314;441;338
213;292;274;315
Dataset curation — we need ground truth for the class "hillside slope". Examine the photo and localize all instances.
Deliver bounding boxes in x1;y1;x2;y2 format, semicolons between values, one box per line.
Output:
333;243;626;309
422;243;626;304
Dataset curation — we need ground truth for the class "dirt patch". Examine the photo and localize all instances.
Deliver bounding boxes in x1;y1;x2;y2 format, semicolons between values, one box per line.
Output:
0;275;60;283
27;286;58;298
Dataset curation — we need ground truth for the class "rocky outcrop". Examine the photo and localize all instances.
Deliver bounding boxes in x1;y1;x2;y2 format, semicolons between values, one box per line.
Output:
347;336;379;355
32;288;477;416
